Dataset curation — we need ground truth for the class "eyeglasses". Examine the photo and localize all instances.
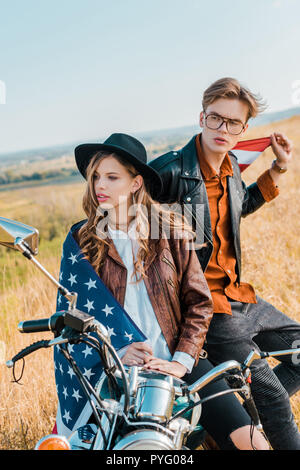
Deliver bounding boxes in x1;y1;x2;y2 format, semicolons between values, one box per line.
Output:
204;113;245;135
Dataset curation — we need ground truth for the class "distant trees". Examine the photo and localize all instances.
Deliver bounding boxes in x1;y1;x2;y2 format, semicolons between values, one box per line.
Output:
0;168;79;185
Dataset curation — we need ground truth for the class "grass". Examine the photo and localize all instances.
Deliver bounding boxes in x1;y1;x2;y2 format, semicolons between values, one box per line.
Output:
0;116;299;449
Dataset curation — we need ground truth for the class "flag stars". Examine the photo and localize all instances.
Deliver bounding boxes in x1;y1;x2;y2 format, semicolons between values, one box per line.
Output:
72;388;83;402
84;279;97;290
55;233;147;429
84;299;95;313
102;304;114;317
82;345;93;358
124;331;133;342
83;368;95;380
107;327;116;338
68;253;78;265
68;273;77;286
67;365;76;380
63;410;72;424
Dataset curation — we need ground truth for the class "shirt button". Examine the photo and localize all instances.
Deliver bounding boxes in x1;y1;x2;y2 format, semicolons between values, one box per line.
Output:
186;197;191;202
173;152;178;156
227;269;231;273
185;171;189;176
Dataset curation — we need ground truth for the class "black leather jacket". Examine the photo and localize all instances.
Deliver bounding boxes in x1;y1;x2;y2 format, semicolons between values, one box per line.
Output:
149;134;267;283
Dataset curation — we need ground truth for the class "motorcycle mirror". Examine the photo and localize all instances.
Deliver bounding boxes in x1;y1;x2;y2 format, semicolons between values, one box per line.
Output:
0;217;39;255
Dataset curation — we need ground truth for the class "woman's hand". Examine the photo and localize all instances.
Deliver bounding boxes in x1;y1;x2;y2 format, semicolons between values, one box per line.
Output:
143;358;187;378
121;342;154;366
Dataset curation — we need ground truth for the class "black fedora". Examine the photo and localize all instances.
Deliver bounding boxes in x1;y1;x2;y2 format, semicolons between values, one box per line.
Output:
74;133;163;198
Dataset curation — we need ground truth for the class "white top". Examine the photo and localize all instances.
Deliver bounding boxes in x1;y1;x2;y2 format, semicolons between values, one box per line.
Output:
107;222;195;374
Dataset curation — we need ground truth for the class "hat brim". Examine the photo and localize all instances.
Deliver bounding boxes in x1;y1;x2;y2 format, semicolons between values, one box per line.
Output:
75;143;163;199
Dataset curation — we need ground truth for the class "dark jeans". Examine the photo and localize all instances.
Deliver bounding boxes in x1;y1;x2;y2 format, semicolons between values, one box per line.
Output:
205;295;300;450
183;357;251;450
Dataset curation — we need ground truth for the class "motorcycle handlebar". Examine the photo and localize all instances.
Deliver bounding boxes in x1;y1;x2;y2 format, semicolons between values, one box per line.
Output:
6;339;51;368
17;309;96;335
18;318;52;333
7;309;95;368
17;311;66;334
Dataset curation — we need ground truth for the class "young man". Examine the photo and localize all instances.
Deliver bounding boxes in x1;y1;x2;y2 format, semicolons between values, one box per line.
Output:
148;77;300;450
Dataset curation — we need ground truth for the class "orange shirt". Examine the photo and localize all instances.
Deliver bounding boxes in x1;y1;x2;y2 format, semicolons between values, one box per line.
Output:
195;134;279;315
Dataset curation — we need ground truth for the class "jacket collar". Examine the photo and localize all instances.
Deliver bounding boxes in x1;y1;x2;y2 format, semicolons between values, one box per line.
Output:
196;134;233;180
70;218;159;272
180;133;236;180
180;135;202;179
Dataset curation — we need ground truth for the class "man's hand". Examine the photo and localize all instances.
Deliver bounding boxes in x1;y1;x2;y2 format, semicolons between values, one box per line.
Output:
270;132;293;166
143;358;187;378
121;342;154;366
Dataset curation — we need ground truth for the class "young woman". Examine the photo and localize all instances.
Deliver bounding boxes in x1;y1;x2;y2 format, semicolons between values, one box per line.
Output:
72;132;269;450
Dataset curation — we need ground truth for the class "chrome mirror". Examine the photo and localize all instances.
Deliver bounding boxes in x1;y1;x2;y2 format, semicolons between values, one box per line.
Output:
0;217;39;255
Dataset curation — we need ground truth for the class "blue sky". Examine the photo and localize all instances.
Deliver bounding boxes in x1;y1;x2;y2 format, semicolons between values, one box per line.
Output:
0;0;300;153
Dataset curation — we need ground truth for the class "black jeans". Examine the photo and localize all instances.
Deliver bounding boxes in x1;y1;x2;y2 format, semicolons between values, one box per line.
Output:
205;295;300;450
183;357;251;450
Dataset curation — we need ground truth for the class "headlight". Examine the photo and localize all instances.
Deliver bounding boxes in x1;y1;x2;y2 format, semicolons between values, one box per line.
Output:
113;430;175;450
35;434;71;450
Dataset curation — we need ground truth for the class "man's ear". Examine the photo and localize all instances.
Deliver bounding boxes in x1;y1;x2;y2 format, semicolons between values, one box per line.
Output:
199;111;204;128
242;122;249;134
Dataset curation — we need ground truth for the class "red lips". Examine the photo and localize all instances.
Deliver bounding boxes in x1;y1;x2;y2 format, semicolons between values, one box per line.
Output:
96;193;109;201
214;137;228;144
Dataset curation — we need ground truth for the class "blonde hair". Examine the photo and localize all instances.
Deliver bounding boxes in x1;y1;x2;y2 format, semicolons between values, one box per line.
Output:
76;151;196;282
202;77;267;121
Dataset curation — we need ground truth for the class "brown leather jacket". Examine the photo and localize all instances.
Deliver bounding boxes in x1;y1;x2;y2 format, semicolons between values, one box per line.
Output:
74;225;213;366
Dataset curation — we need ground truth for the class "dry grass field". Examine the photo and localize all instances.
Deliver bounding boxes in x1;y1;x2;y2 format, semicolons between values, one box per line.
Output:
0;116;299;449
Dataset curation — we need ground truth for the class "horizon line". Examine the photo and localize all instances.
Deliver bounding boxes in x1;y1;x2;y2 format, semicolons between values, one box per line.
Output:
1;104;299;158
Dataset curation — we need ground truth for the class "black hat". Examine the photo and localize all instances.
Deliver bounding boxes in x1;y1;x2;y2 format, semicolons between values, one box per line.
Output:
74;133;163;198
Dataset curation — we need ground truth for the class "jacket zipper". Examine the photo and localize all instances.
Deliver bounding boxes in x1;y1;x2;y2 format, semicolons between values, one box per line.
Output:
162;256;177;273
167;279;180;300
153;263;178;338
184;201;213;247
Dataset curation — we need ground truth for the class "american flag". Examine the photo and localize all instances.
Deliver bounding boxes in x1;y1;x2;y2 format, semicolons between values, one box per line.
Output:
53;220;146;436
231;136;271;172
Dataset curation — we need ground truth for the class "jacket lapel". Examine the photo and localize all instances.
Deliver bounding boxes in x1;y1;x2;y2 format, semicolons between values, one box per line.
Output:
180;135;202;179
180;135;213;246
106;237;126;268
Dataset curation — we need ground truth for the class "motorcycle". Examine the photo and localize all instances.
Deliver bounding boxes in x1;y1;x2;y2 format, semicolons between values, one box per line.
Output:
1;216;300;451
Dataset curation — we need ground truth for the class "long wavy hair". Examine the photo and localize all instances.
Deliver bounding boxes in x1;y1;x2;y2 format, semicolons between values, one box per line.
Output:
76;151;196;282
